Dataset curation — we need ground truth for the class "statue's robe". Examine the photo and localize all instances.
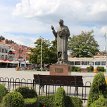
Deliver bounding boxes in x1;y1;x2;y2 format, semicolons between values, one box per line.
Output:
57;25;70;62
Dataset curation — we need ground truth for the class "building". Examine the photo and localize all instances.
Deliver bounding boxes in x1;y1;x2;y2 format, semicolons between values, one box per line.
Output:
68;55;107;69
0;36;31;67
0;44;16;67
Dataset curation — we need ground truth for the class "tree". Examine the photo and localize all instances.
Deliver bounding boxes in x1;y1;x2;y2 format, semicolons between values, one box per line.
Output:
87;72;107;107
29;38;57;65
68;31;99;57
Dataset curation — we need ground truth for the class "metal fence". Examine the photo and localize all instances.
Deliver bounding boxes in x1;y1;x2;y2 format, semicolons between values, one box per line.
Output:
0;76;91;102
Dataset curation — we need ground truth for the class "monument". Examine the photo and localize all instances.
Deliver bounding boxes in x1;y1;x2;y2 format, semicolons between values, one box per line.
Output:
50;19;70;75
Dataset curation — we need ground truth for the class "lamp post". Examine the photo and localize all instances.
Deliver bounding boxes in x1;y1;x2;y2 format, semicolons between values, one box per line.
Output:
104;33;107;73
40;37;43;71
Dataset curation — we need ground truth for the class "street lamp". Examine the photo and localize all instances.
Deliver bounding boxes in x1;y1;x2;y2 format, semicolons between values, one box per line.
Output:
104;33;107;73
40;36;43;71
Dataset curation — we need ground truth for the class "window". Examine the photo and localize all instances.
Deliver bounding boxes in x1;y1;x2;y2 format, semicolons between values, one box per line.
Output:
1;55;4;60
5;55;8;60
101;61;106;65
82;61;88;65
70;61;74;65
95;61;100;65
75;61;80;65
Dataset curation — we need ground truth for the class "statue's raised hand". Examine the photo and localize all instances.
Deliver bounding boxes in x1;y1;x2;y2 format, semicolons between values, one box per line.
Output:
51;25;54;30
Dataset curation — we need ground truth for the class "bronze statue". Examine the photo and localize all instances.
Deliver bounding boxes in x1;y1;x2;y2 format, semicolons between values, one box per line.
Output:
51;19;70;63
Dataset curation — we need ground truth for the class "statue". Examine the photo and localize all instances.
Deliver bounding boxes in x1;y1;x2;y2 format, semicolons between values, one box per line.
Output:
51;19;70;64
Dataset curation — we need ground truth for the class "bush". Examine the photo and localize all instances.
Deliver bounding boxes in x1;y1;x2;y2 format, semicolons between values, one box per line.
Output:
37;95;82;107
90;95;107;107
54;87;66;107
24;98;37;107
71;96;82;107
36;88;82;107
71;66;81;72
37;95;54;107
2;91;24;107
15;87;37;98
65;96;82;107
87;66;94;72
0;84;8;102
97;66;105;72
87;72;107;107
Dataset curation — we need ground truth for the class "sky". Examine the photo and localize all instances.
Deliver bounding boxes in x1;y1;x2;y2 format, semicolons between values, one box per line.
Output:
0;0;107;51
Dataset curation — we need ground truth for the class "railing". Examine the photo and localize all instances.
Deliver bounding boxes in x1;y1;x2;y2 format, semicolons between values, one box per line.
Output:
0;76;91;102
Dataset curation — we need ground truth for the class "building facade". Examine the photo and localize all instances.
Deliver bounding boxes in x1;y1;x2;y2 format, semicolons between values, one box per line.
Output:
0;38;31;67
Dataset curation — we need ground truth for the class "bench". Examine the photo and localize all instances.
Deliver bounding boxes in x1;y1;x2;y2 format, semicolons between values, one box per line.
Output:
33;74;83;95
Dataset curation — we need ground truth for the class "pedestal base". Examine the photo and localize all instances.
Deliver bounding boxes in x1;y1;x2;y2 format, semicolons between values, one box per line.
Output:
50;64;70;75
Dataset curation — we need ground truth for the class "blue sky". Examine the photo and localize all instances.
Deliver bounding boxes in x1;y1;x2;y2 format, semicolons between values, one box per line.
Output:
0;0;107;50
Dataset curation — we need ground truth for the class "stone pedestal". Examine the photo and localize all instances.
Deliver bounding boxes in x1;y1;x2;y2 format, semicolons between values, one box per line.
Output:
50;64;70;75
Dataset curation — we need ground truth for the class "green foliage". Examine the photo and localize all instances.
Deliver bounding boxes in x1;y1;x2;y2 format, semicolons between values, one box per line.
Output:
29;38;57;64
90;96;107;107
36;88;82;107
2;91;24;107
71;97;82;107
54;87;66;107
37;95;54;107
37;95;82;107
68;31;99;57
0;84;8;102
71;66;81;72
97;66;105;72
15;87;37;98
87;66;94;72
24;98;37;107
65;96;82;107
87;72;107;107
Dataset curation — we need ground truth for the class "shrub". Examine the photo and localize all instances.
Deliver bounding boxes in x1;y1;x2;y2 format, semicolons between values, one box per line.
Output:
54;87;66;107
37;95;54;107
87;72;107;107
71;96;82;107
90;95;107;107
87;66;94;72
36;87;82;107
2;91;24;107
97;66;105;72
24;98;37;107
65;96;82;107
37;95;82;107
15;87;37;98
0;84;8;102
71;66;81;72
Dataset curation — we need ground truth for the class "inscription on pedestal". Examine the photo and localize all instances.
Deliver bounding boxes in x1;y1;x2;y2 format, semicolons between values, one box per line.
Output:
55;68;63;73
50;64;70;75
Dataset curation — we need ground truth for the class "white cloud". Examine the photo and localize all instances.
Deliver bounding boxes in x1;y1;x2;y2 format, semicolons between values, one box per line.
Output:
101;26;107;33
1;0;107;50
13;0;60;17
13;0;107;25
89;1;107;15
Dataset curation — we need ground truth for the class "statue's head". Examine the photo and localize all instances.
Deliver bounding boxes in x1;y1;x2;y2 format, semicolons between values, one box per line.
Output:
59;19;64;26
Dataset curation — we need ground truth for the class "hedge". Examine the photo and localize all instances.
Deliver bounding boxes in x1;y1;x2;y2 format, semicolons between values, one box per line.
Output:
2;91;24;107
97;66;105;72
71;66;81;72
15;87;37;98
24;98;37;107
0;84;8;102
37;95;82;107
87;72;107;107
87;66;94;72
54;87;66;107
37;95;54;107
90;95;107;107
